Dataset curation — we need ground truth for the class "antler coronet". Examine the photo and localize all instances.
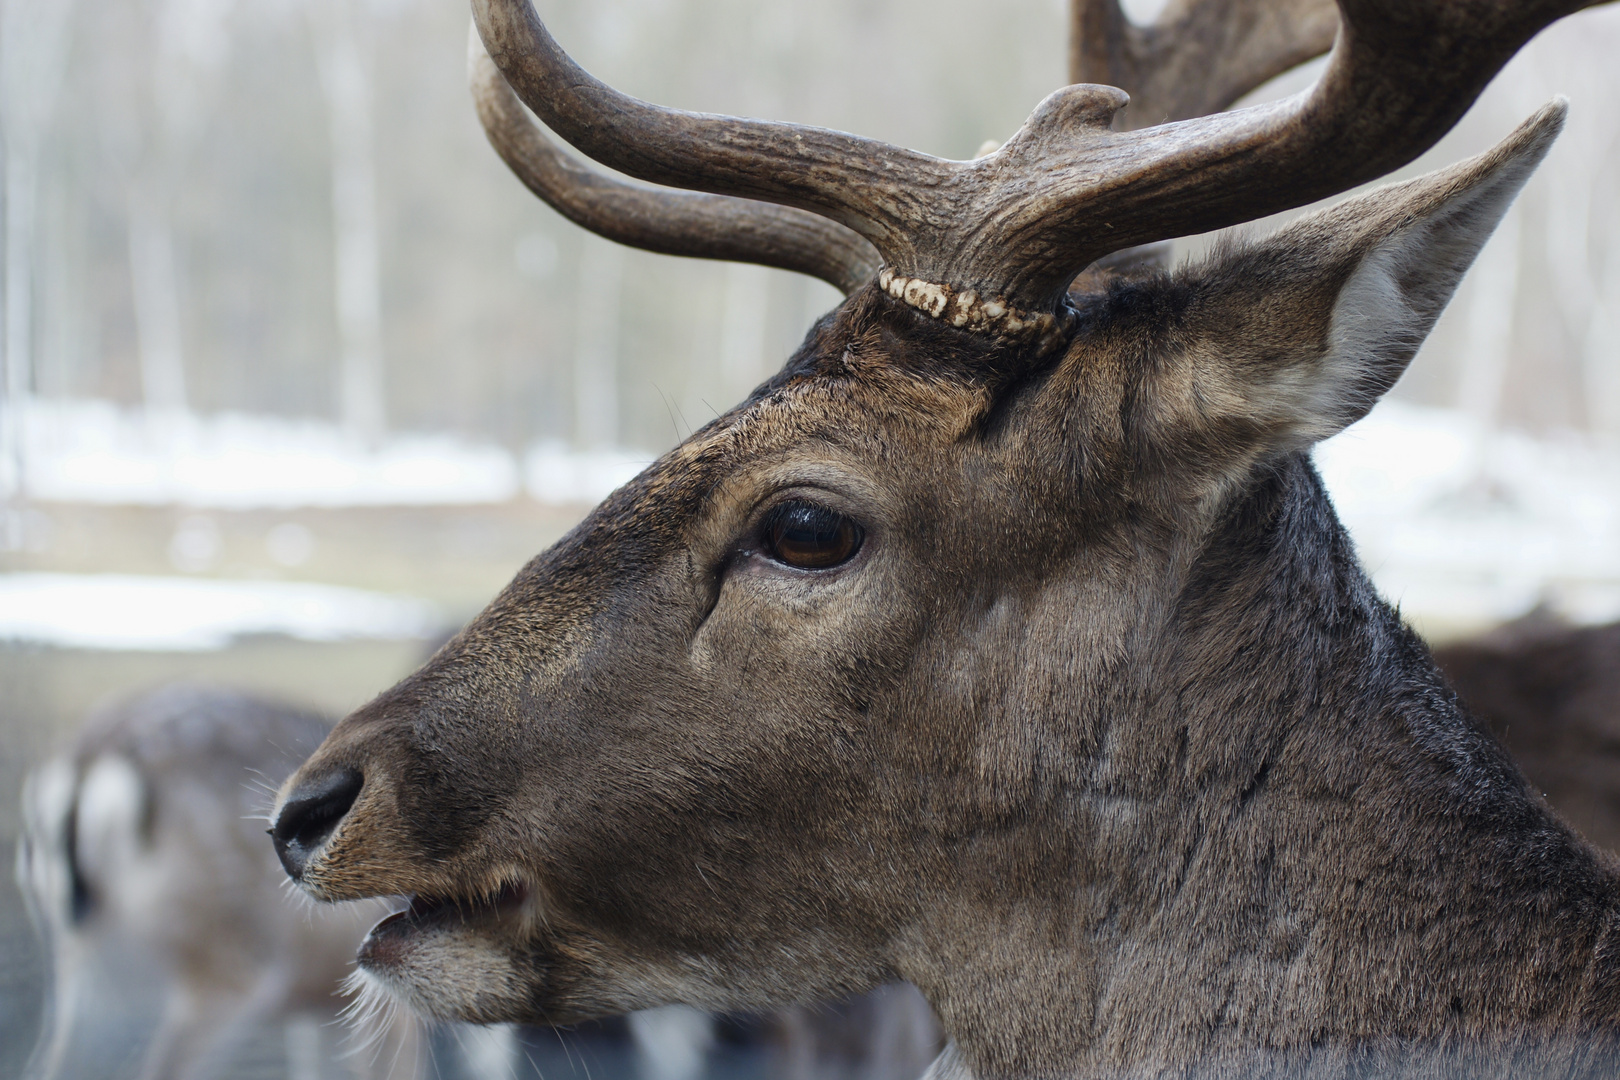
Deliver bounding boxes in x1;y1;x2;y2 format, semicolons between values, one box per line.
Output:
878;268;1076;355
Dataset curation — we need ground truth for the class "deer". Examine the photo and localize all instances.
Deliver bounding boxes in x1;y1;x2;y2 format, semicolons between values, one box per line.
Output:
17;680;946;1080
266;0;1620;1073
1434;614;1620;856
16;685;426;1080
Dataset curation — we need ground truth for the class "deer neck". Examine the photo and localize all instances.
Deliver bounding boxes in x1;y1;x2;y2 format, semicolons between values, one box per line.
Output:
898;453;1620;1078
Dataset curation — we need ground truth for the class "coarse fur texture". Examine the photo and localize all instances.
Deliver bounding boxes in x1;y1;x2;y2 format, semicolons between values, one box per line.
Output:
270;109;1620;1078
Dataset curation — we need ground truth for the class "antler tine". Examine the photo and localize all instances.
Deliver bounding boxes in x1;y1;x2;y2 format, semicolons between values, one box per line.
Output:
476;0;1606;335
1071;0;1338;129
471;0;949;265
1023;0;1602;275
469;30;880;295
1066;0;1336;278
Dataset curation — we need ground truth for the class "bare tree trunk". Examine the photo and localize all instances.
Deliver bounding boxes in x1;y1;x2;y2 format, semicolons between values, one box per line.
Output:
1459;200;1521;472
311;0;385;445
3;135;34;407
574;237;623;450
1574;128;1620;436
123;0;240;424
0;0;75;497
1586;232;1620;436
719;262;769;402
2;132;37;498
126;187;187;415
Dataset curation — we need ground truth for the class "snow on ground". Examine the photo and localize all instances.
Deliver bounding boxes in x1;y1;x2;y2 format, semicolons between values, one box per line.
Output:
523;441;647;505
0;398;649;509
1316;401;1620;630
0;573;443;651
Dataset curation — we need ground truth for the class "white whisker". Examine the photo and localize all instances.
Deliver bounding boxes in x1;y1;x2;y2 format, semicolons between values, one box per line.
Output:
337;965;408;1064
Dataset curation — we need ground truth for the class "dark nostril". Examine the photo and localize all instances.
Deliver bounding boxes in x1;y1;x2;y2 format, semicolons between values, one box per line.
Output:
271;767;363;881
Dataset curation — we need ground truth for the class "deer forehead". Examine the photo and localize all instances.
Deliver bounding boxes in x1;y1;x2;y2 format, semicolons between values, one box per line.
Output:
647;367;1000;511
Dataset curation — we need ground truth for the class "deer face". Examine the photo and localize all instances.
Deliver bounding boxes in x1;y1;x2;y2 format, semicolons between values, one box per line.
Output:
270;0;1587;1044
273;110;1553;1023
273;291;1140;1022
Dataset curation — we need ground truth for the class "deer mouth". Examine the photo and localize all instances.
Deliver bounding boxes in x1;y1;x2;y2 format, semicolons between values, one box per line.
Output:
364;880;532;942
358;880;533;967
351;878;541;1022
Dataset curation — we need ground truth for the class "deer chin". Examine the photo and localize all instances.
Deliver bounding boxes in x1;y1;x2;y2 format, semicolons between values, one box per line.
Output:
353;882;542;1024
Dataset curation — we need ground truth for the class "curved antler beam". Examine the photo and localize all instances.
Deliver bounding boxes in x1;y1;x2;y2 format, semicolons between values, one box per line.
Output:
1065;0;1337;279
1071;0;1339;128
470;0;949;263
469;30;880;295
474;0;1610;324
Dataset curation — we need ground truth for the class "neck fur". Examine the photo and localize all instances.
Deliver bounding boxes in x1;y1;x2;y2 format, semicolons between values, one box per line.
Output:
903;454;1620;1079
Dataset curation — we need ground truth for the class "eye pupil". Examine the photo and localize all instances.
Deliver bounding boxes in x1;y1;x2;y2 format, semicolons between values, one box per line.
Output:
763;502;863;569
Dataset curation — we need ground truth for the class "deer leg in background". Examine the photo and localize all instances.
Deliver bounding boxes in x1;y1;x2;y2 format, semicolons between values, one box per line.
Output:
134;983;277;1080
17;687;421;1080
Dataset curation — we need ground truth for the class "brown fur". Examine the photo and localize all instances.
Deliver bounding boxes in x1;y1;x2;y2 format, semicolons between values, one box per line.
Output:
272;103;1620;1078
1437;615;1620;855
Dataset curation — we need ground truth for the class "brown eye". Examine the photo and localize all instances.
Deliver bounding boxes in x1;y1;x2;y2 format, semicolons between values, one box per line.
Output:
761;502;864;570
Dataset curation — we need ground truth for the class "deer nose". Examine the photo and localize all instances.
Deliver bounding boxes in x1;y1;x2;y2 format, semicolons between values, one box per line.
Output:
271;767;363;881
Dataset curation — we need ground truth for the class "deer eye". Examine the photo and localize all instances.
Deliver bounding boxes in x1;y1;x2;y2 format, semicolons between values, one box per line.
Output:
760;502;864;570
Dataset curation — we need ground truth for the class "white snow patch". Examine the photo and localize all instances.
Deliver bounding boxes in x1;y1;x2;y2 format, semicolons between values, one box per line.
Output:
0;573;443;651
1316;400;1620;629
4;398;1618;635
524;441;648;505
3;399;517;508
0;398;650;509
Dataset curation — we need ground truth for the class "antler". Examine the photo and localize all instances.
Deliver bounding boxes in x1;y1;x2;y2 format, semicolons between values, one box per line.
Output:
473;0;1333;296
468;31;880;294
474;0;1604;336
1071;0;1338;129
1066;0;1337;277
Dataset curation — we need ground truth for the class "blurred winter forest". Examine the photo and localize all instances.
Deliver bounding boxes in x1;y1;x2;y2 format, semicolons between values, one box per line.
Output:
1;0;1620;1073
2;0;1619;452
0;0;1084;454
0;0;1616;591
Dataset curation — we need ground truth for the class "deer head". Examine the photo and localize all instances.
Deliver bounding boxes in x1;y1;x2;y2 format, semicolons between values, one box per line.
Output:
273;0;1620;1073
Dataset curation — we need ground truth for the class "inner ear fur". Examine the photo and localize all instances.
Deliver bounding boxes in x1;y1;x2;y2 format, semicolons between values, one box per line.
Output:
1151;99;1566;457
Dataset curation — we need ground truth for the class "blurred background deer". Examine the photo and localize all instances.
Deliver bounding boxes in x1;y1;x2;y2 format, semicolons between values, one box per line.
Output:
15;685;425;1080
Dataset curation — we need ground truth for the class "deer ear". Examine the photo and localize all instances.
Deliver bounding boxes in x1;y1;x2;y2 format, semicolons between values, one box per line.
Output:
1164;100;1565;452
74;755;148;887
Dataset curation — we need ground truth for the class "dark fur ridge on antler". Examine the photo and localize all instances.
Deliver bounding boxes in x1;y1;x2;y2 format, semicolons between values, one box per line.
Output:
472;0;1603;331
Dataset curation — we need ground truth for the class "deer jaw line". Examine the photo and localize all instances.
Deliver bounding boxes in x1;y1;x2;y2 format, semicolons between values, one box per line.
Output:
350;879;544;1024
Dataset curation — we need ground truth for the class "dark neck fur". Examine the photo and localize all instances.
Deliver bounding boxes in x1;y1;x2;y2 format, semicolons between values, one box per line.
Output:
916;454;1620;1078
